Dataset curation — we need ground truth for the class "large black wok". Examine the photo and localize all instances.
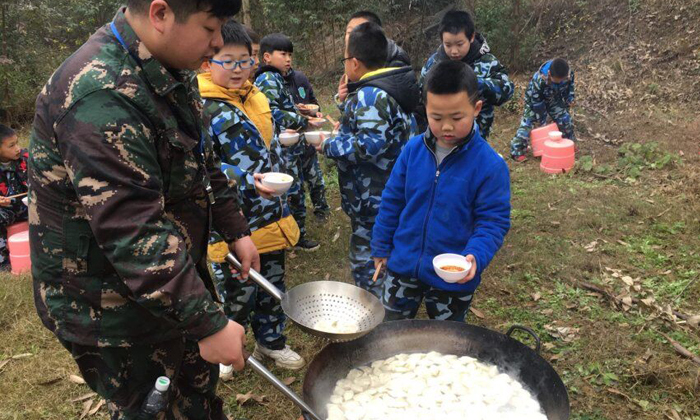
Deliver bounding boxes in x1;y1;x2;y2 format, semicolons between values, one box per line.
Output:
302;320;569;419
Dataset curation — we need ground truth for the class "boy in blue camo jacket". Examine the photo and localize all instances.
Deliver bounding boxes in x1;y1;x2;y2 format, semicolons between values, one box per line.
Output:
419;10;514;138
254;33;323;251
199;21;305;373
316;22;420;298
510;58;576;161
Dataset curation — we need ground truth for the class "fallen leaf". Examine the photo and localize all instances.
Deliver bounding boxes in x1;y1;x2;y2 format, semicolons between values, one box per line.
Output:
0;359;9;371
88;399;105;416
549;354;561;362
71;393;98;403
38;377;62;386
544;324;580;343
688;315;700;329
641;297;656;306
332;230;340;243
236;392;267;406
288;253;297;260
11;353;33;360
617;240;630;246
282;377;296;386
550;221;561;227
621;276;635;286
541;309;554;316
69;375;86;385
469;307;485;319
531;292;542;302
542;343;556;351
79;400;93;420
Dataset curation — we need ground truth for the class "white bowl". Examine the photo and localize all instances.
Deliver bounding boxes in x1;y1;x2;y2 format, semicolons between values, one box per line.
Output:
433;253;472;283
22;197;28;206
305;131;331;146
279;132;300;146
261;172;294;197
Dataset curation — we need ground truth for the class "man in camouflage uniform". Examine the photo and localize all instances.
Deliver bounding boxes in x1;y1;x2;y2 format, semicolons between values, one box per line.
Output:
29;1;260;418
419;11;514;138
254;34;323;251
510;58;576;160
318;22;419;298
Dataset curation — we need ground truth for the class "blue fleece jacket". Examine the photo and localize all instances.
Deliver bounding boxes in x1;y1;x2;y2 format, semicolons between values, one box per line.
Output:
371;127;511;292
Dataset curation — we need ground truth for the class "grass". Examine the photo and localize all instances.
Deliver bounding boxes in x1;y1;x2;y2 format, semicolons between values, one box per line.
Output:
1;88;699;419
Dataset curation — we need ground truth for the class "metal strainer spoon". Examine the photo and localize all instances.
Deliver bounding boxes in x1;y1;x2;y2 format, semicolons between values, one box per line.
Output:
226;254;385;342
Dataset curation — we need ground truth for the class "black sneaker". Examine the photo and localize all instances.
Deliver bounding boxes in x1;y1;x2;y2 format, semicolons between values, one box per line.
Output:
295;238;320;252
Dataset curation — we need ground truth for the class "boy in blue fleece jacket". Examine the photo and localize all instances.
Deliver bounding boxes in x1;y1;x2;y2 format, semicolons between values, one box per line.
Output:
371;60;511;321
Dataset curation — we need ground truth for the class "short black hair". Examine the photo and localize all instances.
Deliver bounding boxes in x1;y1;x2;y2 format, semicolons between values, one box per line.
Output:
424;60;480;105
0;124;16;145
550;58;570;79
439;10;475;40
127;0;241;22
221;20;252;54
260;33;293;55
347;22;388;71
349;10;382;27
244;25;261;44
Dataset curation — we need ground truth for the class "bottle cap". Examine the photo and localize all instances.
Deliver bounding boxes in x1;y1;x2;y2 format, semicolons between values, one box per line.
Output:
155;376;170;392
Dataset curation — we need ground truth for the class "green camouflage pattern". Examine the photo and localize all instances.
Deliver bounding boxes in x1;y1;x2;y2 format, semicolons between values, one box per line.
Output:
59;336;226;419
29;9;250;348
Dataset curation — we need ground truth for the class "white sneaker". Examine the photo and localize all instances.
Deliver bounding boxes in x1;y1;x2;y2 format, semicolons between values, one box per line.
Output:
252;344;306;370
219;364;234;381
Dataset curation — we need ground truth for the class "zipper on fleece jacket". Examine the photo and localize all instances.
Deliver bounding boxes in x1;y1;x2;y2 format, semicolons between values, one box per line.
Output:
414;137;461;279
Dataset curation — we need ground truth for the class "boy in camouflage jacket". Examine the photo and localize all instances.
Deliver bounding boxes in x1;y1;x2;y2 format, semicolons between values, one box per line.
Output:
199;20;305;372
317;22;420;298
419;10;514;138
0;125;28;268
510;58;576;161
254;33;323;250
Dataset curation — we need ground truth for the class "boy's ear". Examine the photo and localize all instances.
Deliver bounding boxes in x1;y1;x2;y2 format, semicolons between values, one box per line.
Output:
262;51;271;64
470;32;476;43
473;99;483;117
201;60;212;72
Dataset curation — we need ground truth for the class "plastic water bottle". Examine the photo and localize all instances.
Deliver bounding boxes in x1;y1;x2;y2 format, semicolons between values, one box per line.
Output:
139;376;170;419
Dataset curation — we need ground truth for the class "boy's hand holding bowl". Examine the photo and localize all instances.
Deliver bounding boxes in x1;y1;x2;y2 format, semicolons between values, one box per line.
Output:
433;254;477;284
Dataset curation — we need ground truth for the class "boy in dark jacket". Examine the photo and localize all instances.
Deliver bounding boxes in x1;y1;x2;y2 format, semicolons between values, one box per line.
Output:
254;33;323;250
371;61;511;321
317;22;419;298
0;124;28;269
284;68;331;220
419;10;514;138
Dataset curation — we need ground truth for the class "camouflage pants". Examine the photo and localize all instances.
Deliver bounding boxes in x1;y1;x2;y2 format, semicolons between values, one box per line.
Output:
350;217;384;299
510;102;575;157
212;250;287;350
382;270;474;322
301;143;330;217
283;147;308;239
0;229;7;266
477;108;494;140
58;337;225;420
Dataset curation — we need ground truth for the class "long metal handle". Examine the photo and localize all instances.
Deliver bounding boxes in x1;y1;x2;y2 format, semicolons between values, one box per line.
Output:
225;253;284;302
246;355;324;420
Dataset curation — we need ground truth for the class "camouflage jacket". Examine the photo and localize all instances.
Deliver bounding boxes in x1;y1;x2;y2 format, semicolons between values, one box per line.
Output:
202;89;292;232
0;150;29;227
526;60;576;124
29;9;250;347
420;35;514;132
254;66;308;133
323;67;419;220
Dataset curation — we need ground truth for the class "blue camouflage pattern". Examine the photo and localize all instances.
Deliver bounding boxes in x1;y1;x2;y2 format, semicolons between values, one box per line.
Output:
323;83;417;295
511;60;576;157
382;269;474;322
420;43;514;138
212;250;287;350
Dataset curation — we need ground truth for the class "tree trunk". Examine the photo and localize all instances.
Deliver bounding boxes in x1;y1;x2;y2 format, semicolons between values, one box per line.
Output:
242;0;251;27
511;0;521;70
